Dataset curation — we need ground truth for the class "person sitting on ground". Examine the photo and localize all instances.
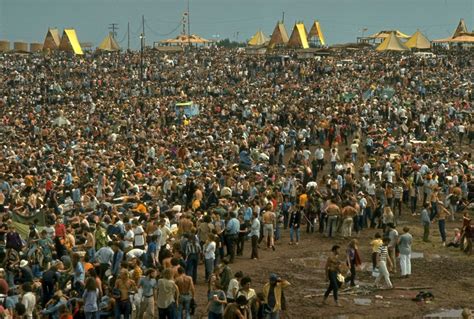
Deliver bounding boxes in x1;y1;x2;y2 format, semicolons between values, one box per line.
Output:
447;228;462;248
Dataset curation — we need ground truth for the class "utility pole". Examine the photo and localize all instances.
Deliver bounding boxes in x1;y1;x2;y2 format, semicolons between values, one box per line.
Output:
109;23;119;38
188;0;191;38
127;22;130;51
282;12;285;23
140;15;145;85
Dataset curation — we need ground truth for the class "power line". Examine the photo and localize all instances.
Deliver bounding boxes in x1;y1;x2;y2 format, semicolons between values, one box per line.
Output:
144;19;182;37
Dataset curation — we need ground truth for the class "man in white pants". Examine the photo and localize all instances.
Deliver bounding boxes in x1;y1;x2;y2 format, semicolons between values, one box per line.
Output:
375;237;393;289
398;227;413;278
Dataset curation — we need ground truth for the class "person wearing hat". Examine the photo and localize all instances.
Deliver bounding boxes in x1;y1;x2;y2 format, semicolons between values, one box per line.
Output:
262;273;290;317
19;259;34;284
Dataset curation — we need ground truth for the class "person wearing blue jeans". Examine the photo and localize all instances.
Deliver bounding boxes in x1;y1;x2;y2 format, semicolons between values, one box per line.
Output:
289;209;302;245
323;245;341;307
432;202;451;245
185;235;201;284
176;267;194;319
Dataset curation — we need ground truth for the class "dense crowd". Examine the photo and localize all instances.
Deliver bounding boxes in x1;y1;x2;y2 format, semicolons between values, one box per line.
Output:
0;47;473;319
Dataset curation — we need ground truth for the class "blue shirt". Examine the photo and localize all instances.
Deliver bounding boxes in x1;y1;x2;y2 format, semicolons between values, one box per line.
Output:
226;218;240;235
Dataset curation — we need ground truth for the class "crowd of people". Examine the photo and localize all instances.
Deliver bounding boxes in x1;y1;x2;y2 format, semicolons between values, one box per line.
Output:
0;46;473;318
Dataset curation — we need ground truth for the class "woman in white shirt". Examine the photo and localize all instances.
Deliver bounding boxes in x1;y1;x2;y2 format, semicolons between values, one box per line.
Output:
203;234;216;281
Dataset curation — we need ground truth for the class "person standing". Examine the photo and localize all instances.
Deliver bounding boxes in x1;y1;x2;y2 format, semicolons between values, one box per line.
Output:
137;268;157;319
83;277;100;319
207;280;227;319
185;232;201;284
323;245;341;307
21;282;36;319
262;206;276;251
374;238;393;289
398;227;413;279
225;212;240;263
433;202;451;246
262;274;291;318
249;212;260;260
175;266;195;319
386;224;398;274
157;268;179;319
288;207;302;245
345;240;361;287
204;234;217;282
326;200;341;238
421;203;431;242
114;269;137;319
370;233;383;271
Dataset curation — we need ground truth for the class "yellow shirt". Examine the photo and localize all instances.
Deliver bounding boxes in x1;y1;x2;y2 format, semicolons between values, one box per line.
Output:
299;194;308;208
370;239;383;253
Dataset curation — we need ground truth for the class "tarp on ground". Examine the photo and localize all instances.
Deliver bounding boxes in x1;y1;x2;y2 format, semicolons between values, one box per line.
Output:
376;32;409;51
308;20;326;45
248;30;269;46
98;33;120;51
268;22;289;49
59;29;84;55
288;23;309;49
12;210;47;227
13;221;46;240
405;30;431;49
43;28;61;50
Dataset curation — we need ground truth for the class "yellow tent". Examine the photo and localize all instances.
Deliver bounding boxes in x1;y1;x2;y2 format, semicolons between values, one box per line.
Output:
59;29;83;55
98;33;120;51
376;32;409;51
43;28;61;50
268;22;289;49
248;30;269;46
308;20;326;46
369;30;410;40
288;23;309;49
405;30;431;49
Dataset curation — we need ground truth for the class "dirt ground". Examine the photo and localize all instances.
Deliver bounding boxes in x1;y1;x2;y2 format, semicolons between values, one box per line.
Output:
192;212;473;318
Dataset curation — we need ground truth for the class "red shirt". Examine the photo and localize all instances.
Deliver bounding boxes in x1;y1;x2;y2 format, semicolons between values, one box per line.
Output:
55;223;66;238
45;180;54;191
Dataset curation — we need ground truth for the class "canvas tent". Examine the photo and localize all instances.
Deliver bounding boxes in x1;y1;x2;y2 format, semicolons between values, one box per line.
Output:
376;32;409;51
248;30;269;46
308;20;326;46
433;19;474;43
43;28;61;50
452;18;468;38
405;30;431;49
368;30;410;40
98;33;120;51
160;34;212;46
268;22;289;49
59;29;83;55
288;23;309;49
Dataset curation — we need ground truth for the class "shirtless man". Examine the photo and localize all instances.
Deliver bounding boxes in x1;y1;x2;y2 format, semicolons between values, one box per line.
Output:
326;200;341;238
341;204;357;238
262;204;276;251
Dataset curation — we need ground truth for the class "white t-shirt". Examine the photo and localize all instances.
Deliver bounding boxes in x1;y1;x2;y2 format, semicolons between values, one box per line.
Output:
22;292;36;318
350;143;359;154
133;226;145;247
226;278;240;299
124;230;134;249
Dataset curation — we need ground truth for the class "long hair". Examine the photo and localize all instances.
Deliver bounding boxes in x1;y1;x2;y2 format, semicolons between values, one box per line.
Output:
85;276;97;291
